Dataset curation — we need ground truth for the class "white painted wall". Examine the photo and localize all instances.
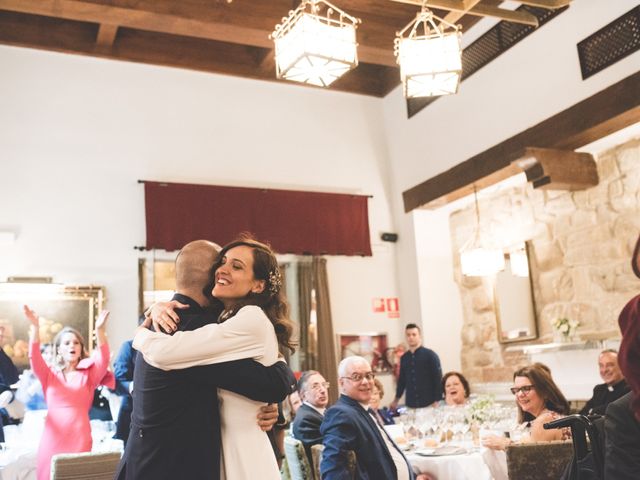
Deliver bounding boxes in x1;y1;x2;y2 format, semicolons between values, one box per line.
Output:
381;0;640;371
1;0;637;379
0;45;405;352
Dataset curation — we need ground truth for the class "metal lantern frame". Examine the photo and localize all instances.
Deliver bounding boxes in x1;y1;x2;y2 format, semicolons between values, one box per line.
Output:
270;0;360;87
394;6;462;98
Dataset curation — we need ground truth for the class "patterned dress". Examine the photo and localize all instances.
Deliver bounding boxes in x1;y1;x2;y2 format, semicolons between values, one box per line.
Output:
29;342;110;480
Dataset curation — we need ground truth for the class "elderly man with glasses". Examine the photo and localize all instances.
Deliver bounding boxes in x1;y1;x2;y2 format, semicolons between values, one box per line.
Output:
320;356;430;480
292;370;330;462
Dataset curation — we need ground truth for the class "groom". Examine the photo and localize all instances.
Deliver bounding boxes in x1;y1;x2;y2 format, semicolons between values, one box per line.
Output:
115;240;295;479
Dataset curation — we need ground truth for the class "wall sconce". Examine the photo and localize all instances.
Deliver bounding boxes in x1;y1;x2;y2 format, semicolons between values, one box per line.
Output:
394;6;462;98
271;0;360;87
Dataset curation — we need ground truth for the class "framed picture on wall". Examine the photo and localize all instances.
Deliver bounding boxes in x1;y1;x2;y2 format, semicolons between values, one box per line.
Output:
0;285;105;372
337;332;392;374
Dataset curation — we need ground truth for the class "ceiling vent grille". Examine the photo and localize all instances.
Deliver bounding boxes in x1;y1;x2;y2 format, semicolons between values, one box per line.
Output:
407;5;567;118
577;5;640;80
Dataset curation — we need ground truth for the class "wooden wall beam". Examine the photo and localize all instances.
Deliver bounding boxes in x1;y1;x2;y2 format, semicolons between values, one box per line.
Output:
402;70;640;211
513;148;598;191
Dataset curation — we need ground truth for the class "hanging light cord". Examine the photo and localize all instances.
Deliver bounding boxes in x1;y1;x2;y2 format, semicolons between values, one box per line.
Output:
473;185;481;234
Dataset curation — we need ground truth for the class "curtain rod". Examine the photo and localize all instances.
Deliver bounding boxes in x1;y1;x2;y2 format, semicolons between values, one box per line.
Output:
137;179;373;198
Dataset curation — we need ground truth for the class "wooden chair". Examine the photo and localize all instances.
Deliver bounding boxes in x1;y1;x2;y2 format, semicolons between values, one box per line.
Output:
310;443;356;480
283;437;315;480
311;444;324;480
50;451;121;480
506;440;573;480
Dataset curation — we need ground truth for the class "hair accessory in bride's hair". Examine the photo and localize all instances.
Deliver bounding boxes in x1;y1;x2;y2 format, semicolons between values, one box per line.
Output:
268;269;282;295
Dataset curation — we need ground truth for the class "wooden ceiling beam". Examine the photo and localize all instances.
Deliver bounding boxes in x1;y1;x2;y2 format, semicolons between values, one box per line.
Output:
0;0;399;67
0;0;274;48
390;0;539;26
443;0;483;25
402;71;640;211
0;11;392;97
95;23;118;49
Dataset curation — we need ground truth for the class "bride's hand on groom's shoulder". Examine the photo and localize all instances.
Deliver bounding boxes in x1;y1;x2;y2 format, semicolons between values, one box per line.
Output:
145;300;189;333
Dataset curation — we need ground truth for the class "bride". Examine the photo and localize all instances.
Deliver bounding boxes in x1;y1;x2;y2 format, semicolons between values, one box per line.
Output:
134;236;294;479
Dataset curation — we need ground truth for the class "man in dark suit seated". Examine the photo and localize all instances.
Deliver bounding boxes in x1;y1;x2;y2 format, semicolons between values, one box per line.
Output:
320;355;430;480
292;370;329;461
580;349;630;416
115;240;296;480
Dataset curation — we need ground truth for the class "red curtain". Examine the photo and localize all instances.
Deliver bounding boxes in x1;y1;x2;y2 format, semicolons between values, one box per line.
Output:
143;181;372;256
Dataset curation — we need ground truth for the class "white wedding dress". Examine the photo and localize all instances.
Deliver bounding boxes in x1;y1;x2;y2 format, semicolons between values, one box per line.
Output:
134;305;281;479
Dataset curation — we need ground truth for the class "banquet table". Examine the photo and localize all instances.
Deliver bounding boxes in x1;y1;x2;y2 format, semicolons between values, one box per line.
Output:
406;448;492;480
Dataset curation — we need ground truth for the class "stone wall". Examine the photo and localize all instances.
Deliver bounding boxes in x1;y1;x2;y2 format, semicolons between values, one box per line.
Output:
450;137;640;384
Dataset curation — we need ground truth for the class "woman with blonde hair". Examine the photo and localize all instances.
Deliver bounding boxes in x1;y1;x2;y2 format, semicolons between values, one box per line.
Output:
23;306;112;480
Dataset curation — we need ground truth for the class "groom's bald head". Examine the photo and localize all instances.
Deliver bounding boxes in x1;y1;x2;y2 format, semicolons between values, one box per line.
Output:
175;240;221;294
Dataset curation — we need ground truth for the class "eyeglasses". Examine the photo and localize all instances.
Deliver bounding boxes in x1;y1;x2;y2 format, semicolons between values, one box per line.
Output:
340;372;375;383
510;385;535;395
309;382;330;391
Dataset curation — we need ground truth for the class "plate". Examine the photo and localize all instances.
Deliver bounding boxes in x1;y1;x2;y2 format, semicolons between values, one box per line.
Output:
415;446;467;456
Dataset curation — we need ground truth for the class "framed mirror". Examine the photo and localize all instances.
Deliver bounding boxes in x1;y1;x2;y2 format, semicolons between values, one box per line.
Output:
138;257;176;315
495;242;539;343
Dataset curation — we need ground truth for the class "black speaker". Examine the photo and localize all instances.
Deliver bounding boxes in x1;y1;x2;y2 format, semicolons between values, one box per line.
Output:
381;232;398;243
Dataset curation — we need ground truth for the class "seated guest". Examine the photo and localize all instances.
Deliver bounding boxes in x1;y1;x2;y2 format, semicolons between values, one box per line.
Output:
580;349;629;416
14;344;52;411
320;356;430;480
371;378;394;425
272;391;302;468
284;390;302;422
292;370;329;460
483;364;571;450
605;233;640;479
439;371;470;407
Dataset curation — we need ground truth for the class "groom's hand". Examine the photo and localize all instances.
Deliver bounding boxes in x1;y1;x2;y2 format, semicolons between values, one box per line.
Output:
257;403;279;432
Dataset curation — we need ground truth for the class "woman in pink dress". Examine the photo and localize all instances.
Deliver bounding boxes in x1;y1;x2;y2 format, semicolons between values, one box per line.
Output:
23;305;111;480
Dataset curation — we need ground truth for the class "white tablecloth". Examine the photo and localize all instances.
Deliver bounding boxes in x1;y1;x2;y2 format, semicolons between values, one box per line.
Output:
407;449;492;480
0;414;122;480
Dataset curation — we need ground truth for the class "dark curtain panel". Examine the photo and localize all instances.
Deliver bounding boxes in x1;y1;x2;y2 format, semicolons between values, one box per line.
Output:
313;257;338;405
278;264;290;362
144;181;372;255
297;262;314;371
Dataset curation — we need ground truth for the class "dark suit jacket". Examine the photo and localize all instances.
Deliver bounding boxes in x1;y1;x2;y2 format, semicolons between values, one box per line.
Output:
292;403;324;461
113;339;137;444
605;392;640;480
580;379;630;416
115;294;296;480
320;394;414;480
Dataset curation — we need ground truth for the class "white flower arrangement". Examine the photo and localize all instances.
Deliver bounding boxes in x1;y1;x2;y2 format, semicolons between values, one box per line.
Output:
551;317;580;340
469;395;495;424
